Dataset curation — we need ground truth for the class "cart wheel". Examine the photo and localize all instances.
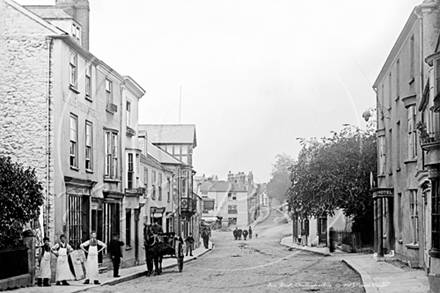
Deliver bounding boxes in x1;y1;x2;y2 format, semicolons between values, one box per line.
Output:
178;257;184;272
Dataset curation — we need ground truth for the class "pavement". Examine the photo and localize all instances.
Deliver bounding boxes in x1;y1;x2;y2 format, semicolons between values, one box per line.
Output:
8;241;214;293
280;236;430;293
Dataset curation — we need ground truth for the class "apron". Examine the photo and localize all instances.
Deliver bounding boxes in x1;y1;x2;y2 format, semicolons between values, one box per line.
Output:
38;249;51;279
56;245;74;281
85;244;99;280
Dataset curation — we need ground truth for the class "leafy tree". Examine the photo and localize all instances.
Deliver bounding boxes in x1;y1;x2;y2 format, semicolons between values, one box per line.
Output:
267;153;295;203
0;156;44;249
287;126;376;242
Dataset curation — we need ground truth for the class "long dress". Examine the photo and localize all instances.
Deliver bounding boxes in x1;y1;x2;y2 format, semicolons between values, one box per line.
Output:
38;247;51;279
81;239;105;281
53;242;75;281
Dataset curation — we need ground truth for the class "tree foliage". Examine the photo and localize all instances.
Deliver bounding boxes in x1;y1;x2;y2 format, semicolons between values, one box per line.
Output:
0;156;44;249
287;126;376;235
267;153;295;203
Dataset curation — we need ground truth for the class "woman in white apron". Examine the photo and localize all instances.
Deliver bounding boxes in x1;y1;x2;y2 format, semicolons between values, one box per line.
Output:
37;237;53;286
81;231;107;285
52;234;75;285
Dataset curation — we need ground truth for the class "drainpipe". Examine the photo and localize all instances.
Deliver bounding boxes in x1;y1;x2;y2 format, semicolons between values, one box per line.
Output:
414;8;424;104
45;36;53;240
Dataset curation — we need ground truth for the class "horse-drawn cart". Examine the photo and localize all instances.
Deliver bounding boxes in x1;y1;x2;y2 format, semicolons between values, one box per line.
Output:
144;228;184;275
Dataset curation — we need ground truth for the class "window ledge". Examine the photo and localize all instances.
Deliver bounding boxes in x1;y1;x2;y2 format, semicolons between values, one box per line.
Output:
405;243;419;250
69;85;80;94
86;169;93;174
396;167;401;172
85;95;92;102
377;174;386;178
409;77;415;85
70;166;79;171
125;246;132;251
404;159;417;164
104;178;121;183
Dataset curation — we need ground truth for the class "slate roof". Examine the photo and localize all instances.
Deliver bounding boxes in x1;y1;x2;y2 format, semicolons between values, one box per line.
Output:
24;6;73;19
200;181;247;193
139;124;197;147
147;141;182;165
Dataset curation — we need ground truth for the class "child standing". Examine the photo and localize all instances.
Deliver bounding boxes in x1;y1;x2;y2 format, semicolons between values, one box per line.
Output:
37;237;53;287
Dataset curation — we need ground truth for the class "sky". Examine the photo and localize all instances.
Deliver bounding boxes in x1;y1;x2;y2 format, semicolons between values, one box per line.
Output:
17;0;423;183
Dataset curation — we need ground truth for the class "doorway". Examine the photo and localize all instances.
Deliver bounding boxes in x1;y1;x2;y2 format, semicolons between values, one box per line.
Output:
318;217;327;246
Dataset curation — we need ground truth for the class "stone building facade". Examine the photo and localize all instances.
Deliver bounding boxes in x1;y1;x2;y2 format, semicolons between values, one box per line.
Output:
372;0;440;291
0;0;146;273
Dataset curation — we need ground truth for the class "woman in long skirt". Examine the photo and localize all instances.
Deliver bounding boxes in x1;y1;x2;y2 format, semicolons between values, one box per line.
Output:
52;234;75;285
80;231;107;285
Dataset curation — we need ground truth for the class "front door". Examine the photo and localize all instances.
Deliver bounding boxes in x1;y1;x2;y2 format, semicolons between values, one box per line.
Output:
134;209;140;262
81;196;90;245
91;208;104;263
318;217;327;246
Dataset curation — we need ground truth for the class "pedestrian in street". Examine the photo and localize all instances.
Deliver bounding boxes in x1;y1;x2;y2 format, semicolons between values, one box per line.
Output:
233;227;238;240
201;227;210;249
52;234;75;286
109;233;124;278
248;226;252;239
237;229;242;240
37;237;53;287
301;229;307;247
185;233;195;256
81;231;107;285
243;229;248;240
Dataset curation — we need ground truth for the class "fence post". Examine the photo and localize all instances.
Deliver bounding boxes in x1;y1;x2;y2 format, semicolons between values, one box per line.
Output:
22;230;36;286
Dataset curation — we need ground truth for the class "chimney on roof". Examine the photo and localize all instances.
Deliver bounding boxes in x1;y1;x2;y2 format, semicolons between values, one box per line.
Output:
238;172;246;184
56;0;90;50
228;171;234;182
248;171;253;184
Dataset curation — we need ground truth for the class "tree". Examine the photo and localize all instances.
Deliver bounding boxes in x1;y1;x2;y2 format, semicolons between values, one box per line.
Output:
267;153;295;203
0;156;44;249
287;126;376;242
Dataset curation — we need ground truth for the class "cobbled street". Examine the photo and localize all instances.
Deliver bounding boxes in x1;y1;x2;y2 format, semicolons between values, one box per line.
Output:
86;208;364;293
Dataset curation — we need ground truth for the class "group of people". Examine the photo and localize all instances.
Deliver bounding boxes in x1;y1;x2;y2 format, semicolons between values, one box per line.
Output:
182;225;211;256
36;232;124;287
233;226;253;240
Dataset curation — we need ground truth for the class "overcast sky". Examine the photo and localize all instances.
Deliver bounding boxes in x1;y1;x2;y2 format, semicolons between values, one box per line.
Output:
18;0;422;183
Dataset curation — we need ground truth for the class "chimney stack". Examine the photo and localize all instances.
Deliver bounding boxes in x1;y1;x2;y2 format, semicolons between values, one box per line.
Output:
56;0;90;50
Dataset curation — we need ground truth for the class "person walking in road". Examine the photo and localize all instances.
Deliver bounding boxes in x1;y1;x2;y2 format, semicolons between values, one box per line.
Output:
248;226;252;239
37;237;53;287
243;229;248;240
52;234;75;286
185;233;195;256
81;231;107;285
233;227;238;240
201;227;210;249
109;233;124;278
237;229;242;240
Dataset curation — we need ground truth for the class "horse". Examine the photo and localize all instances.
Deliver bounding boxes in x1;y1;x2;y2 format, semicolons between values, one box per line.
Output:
144;224;167;276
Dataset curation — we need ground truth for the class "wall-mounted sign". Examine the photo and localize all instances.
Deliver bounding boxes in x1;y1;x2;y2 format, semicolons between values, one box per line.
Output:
150;207;166;214
373;188;394;198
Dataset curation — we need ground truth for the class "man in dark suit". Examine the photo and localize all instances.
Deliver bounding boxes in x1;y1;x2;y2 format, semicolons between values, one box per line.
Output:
109;233;124;277
185;233;195;256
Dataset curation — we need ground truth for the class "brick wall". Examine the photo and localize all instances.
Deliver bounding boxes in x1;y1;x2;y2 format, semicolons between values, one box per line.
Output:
0;0;56;240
